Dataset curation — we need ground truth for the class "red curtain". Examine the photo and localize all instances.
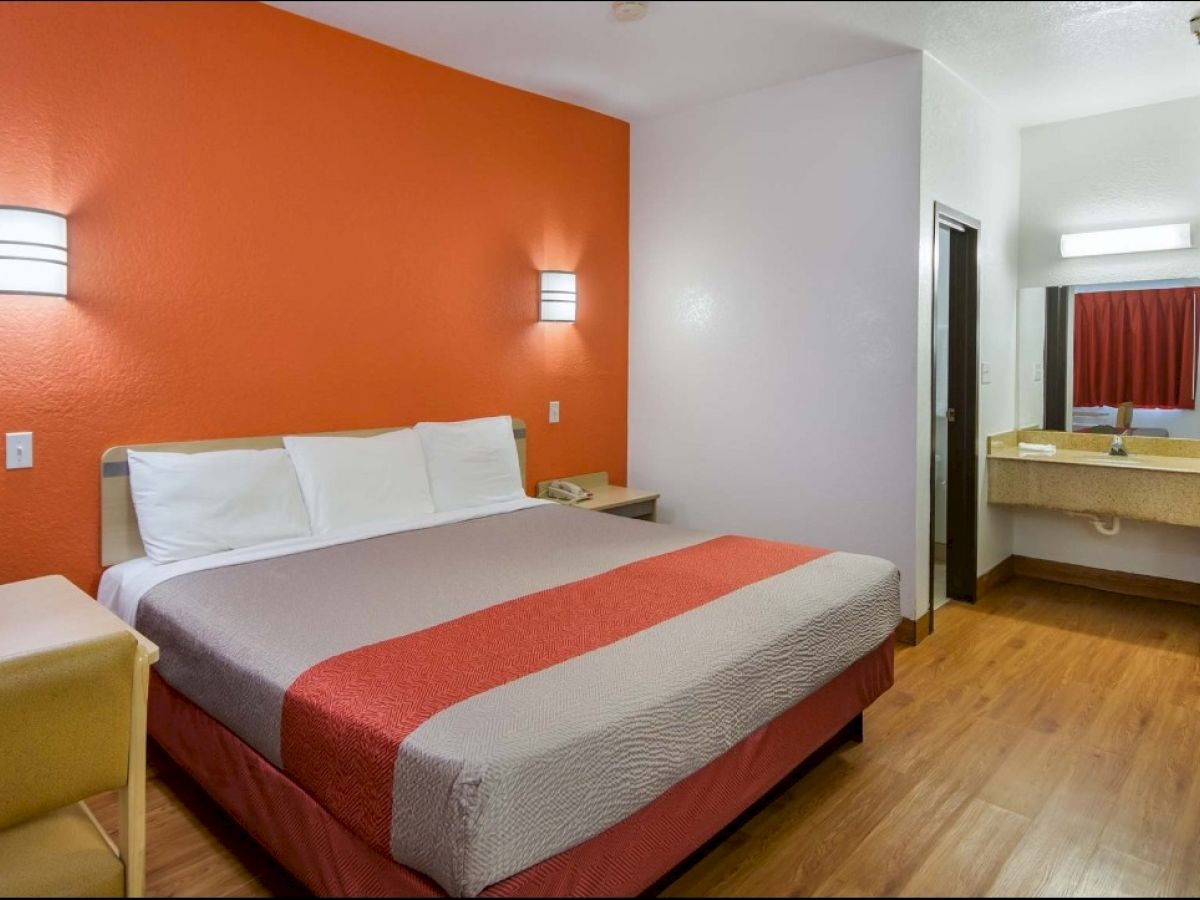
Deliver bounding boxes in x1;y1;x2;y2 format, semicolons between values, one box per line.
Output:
1073;288;1197;410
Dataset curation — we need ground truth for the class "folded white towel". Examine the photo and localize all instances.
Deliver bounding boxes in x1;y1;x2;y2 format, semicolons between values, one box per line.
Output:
1018;442;1057;454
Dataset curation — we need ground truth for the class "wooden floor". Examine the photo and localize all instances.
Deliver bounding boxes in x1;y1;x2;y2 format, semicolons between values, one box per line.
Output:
89;577;1200;897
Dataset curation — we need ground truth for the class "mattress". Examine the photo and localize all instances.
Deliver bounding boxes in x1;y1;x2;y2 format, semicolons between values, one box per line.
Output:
104;502;900;897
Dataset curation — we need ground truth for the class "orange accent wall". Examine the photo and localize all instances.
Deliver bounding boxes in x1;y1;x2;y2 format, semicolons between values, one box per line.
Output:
0;2;629;592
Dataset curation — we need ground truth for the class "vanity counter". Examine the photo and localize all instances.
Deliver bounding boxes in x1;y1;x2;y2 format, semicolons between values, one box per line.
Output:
988;432;1200;528
989;445;1200;475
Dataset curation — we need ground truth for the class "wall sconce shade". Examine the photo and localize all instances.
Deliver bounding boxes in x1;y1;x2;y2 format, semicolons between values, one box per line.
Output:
539;270;576;322
1060;223;1192;259
0;207;68;297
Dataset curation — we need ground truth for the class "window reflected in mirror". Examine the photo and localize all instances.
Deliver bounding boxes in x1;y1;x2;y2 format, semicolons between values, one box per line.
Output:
1018;278;1200;438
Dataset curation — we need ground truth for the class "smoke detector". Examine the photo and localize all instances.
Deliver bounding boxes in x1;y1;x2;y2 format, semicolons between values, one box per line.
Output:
612;1;648;22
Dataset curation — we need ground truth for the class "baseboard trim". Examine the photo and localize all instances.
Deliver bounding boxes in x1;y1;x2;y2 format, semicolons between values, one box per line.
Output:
976;555;1016;600
1011;556;1200;608
895;612;931;646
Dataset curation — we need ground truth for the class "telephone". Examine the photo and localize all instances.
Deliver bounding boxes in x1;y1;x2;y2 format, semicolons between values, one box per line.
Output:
545;480;593;503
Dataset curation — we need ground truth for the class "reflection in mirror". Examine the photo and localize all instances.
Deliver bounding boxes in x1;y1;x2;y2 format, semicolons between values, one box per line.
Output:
1017;278;1200;438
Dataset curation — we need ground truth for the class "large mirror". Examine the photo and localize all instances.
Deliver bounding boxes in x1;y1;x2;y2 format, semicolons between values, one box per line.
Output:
1017;278;1200;437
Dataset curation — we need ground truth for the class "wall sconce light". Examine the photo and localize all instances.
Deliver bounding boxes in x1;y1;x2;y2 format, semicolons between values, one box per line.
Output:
539;270;576;322
0;206;68;297
1060;223;1192;259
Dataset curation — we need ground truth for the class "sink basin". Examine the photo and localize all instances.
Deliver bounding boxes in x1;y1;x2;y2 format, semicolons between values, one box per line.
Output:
1072;454;1144;466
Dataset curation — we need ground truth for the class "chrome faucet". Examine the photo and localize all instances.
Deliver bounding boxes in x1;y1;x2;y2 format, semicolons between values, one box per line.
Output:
1108;434;1129;456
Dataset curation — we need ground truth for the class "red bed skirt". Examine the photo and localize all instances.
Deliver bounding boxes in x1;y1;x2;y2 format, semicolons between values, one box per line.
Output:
148;635;894;897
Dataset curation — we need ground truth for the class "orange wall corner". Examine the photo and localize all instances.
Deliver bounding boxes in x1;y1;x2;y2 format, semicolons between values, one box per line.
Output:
0;1;629;592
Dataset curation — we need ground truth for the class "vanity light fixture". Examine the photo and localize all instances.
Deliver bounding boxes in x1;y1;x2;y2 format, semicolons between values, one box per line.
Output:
0;206;68;298
539;270;577;322
1060;223;1192;259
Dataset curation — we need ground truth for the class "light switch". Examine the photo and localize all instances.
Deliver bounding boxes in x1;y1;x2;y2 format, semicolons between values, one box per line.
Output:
6;432;33;470
549;401;560;424
980;362;992;385
1034;362;1044;383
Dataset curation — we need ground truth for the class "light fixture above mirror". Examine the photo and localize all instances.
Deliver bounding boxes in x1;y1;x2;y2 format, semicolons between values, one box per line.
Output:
1060;223;1192;259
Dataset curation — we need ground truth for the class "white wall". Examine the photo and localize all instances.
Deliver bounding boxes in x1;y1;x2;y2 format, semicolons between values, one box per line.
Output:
1012;96;1200;583
1013;510;1200;583
1016;287;1046;428
1020;94;1200;288
628;53;924;615
916;56;1022;615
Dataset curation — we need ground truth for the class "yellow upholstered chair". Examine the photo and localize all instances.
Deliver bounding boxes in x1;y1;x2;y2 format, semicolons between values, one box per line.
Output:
0;630;151;897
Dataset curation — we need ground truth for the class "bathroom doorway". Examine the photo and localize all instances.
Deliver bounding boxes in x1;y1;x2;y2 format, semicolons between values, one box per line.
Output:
929;203;980;632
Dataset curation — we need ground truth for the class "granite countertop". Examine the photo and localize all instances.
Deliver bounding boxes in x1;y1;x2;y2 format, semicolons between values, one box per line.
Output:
989;445;1200;476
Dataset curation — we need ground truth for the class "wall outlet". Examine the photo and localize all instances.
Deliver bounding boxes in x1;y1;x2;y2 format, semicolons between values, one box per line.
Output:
980;362;992;385
549;401;560;424
5;432;33;470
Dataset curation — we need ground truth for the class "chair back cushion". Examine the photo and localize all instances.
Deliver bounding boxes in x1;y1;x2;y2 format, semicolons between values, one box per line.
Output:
0;632;135;830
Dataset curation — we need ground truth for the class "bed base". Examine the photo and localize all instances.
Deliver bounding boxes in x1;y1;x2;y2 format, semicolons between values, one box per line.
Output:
644;710;864;896
148;637;893;897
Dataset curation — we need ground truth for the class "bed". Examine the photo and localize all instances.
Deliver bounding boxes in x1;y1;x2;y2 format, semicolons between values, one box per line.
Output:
98;419;900;897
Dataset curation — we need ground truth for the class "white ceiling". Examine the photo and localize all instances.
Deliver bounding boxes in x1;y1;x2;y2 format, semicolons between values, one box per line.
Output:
269;1;1200;126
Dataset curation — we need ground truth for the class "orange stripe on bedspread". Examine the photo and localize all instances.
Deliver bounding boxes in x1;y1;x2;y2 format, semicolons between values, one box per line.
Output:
280;535;828;853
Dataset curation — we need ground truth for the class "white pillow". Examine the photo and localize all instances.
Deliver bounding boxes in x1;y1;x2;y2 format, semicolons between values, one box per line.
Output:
127;448;311;565
415;416;526;512
283;429;435;535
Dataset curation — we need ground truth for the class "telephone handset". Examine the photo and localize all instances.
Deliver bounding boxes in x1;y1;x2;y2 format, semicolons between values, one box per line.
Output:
545;480;593;503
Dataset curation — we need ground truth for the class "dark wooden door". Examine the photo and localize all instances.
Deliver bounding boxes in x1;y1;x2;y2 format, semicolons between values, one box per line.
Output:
944;222;979;602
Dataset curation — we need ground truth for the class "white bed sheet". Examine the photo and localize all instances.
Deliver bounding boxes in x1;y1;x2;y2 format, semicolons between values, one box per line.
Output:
99;496;552;626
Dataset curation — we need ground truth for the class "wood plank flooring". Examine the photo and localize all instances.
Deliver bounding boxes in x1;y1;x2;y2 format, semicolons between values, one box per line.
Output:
88;577;1200;897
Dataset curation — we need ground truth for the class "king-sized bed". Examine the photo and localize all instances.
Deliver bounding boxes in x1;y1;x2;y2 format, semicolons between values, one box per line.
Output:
98;420;900;897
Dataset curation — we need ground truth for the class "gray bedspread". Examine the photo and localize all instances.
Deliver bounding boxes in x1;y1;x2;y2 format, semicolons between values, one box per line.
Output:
135;504;899;896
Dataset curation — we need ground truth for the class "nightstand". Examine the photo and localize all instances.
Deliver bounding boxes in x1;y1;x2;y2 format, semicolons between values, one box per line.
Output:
536;471;659;521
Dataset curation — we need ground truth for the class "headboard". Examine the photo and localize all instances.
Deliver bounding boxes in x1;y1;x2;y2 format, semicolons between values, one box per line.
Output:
100;418;527;566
